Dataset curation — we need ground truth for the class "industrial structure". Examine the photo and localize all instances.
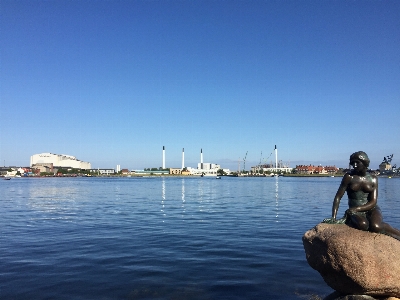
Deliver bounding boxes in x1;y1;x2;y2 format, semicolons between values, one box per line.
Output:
250;145;292;174
30;153;91;170
159;147;222;176
162;146;166;169
182;148;185;170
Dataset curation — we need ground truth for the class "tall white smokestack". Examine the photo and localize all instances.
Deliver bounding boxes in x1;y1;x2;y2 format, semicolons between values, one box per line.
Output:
162;146;165;169
201;148;203;169
275;145;278;168
182;148;185;170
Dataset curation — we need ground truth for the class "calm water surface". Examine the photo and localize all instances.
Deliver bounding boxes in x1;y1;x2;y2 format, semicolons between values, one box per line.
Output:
1;176;399;300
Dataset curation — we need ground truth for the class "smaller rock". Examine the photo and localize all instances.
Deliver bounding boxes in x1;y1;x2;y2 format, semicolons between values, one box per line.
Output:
323;292;400;300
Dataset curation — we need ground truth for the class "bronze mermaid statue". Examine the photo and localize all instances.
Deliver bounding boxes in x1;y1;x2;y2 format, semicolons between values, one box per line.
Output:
323;151;400;241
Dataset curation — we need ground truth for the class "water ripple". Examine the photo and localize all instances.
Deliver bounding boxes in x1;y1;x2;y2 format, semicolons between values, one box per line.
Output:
1;176;399;299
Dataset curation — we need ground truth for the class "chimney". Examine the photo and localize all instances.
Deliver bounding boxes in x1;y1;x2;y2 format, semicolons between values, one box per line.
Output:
182;148;185;170
162;146;165;169
201;148;203;169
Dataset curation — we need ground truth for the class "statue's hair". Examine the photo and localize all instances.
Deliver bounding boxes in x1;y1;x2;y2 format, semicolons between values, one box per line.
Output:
350;151;370;168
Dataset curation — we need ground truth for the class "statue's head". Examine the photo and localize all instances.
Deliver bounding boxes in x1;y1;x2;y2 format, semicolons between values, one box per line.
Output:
350;151;370;168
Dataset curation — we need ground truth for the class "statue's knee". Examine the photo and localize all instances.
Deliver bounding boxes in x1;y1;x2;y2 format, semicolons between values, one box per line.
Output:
351;221;369;231
369;223;382;233
358;221;369;231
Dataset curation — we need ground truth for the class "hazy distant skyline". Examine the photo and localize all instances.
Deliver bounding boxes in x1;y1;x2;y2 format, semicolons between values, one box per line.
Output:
1;0;399;170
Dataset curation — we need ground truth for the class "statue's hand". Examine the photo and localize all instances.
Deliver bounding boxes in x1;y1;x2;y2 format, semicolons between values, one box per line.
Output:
322;217;336;224
346;208;356;215
322;214;347;224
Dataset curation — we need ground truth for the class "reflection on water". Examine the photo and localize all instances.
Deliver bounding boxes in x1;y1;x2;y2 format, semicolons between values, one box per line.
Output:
161;178;166;219
275;176;279;222
27;181;79;219
197;178;204;214
181;178;185;215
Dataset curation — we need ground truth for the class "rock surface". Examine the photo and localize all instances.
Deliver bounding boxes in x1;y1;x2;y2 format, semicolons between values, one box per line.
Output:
324;291;400;300
303;223;400;298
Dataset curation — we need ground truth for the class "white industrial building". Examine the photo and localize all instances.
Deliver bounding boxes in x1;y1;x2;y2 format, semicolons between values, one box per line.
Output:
191;148;221;176
197;163;220;170
30;153;91;169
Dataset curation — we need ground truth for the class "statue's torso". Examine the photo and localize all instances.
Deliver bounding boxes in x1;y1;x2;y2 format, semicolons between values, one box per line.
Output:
346;173;375;208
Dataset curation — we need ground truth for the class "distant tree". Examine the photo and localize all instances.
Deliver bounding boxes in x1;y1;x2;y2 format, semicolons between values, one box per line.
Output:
58;168;68;174
40;172;53;177
217;169;226;176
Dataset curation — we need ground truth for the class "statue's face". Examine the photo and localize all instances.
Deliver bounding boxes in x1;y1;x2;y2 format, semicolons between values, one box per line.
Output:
350;159;365;172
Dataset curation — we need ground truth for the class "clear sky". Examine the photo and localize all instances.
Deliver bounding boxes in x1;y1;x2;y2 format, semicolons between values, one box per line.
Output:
1;0;399;170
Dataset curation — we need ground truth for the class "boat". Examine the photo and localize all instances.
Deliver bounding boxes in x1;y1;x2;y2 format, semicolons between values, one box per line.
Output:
3;177;11;180
216;176;221;179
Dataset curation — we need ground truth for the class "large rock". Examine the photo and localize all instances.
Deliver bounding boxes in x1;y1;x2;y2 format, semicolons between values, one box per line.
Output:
303;223;400;298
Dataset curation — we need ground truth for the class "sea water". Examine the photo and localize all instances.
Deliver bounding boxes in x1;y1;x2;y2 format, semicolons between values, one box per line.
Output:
1;176;399;300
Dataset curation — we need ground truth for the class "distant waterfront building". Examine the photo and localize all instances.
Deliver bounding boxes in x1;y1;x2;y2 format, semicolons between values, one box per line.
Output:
89;168;115;175
170;168;182;175
30;153;91;169
0;167;9;176
132;170;170;175
379;162;392;172
294;165;338;175
32;163;54;174
251;162;293;174
378;154;398;175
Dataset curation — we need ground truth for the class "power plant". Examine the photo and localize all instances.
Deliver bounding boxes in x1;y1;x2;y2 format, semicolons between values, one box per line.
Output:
159;145;290;175
158;146;221;176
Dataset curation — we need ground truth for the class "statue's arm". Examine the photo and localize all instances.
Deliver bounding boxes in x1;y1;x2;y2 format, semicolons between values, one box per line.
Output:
332;174;350;220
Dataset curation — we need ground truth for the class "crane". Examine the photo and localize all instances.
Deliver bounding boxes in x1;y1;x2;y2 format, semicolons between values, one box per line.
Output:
261;147;274;166
243;151;248;172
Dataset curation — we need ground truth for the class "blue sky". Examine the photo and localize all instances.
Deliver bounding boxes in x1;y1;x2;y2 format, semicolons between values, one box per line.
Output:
1;0;399;170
